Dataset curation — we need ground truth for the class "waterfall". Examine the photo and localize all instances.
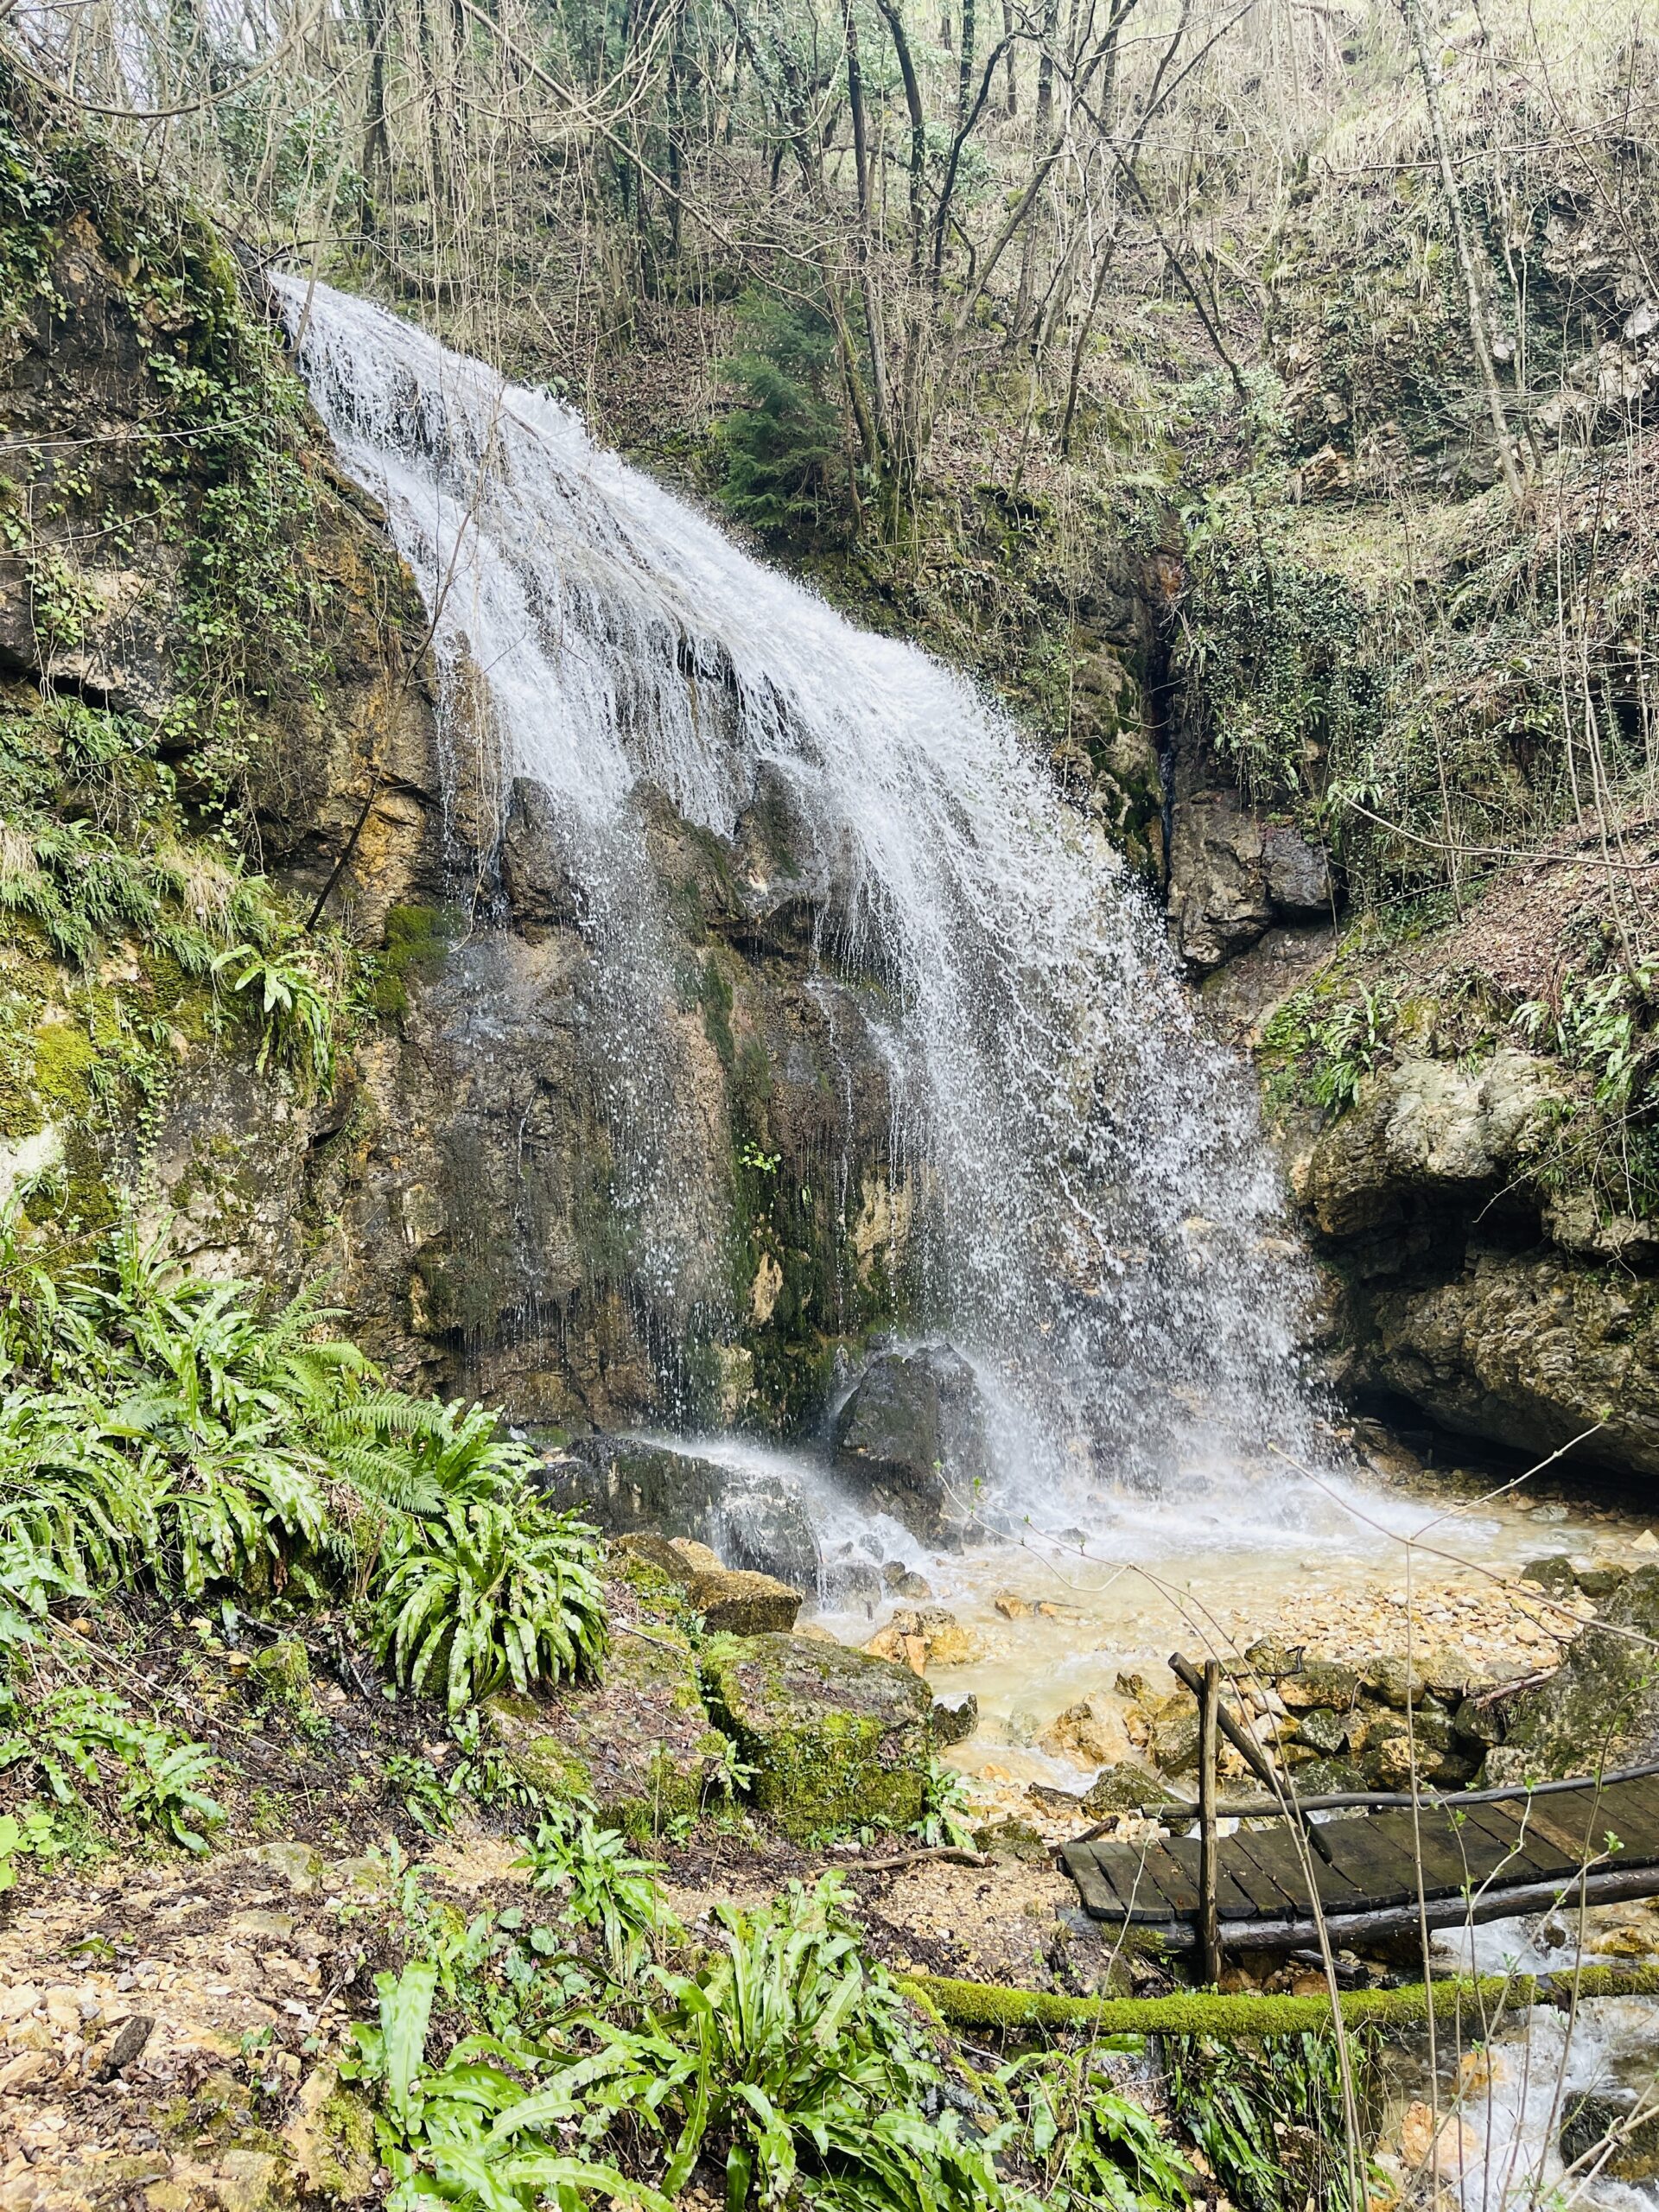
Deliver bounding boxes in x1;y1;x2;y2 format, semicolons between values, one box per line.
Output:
276;274;1324;1515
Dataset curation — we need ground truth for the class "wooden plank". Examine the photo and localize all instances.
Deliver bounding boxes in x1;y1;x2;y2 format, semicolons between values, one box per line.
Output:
1061;1847;1124;1922
1160;1834;1261;1920
1210;1830;1302;1917
1063;1758;1659;1936
1590;1780;1659;1859
1447;1802;1569;1885
1119;1842;1203;1920
1223;1825;1348;1917
1380;1808;1528;1894
1071;1845;1173;1923
1505;1796;1603;1866
1140;1842;1203;1916
1089;1844;1189;1923
1306;1820;1424;1912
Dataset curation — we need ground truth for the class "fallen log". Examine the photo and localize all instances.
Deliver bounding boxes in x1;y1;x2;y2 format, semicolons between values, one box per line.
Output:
897;1961;1659;2040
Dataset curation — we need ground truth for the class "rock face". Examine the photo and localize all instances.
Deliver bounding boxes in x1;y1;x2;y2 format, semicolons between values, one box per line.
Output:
831;1344;989;1540
1287;1046;1659;1478
1483;1567;1659;1782
700;1632;934;1840
1168;791;1334;970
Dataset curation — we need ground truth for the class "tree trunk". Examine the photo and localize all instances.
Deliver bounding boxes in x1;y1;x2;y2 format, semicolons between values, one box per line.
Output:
1399;0;1525;502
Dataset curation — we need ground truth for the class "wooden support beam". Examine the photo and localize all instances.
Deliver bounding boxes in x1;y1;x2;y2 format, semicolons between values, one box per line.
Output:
1197;1656;1221;1986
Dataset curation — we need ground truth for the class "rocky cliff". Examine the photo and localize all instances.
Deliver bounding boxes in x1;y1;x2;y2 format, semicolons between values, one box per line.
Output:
0;80;916;1434
1246;824;1659;1483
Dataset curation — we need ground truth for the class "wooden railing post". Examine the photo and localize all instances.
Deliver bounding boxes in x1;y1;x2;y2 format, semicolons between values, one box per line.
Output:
1198;1656;1222;1986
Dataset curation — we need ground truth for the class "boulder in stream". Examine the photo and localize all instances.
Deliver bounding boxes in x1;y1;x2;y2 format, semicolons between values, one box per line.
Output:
831;1344;989;1541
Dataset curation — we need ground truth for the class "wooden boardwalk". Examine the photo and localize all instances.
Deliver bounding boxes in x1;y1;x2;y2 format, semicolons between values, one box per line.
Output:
1062;1770;1659;1953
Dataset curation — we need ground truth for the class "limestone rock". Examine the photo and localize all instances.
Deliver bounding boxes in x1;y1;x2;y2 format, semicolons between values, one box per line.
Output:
1293;1757;1367;1796
282;2063;377;2202
542;1438;726;1537
1294;1707;1351;1757
1302;1051;1564;1240
1363;1253;1659;1478
1167;792;1271;969
1082;1764;1174;1815
1276;1658;1362;1713
542;1439;820;1591
485;1629;721;1835
1167;792;1333;969
1149;1707;1202;1777
1036;1699;1134;1769
976;1818;1049;1861
1483;1566;1659;1782
613;1534;802;1635
832;1344;989;1541
1520;1554;1580;1598
1363;1654;1435;1710
700;1631;934;1840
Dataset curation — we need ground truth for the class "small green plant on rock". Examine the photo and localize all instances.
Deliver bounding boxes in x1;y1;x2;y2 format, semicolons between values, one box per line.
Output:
1262;980;1397;1116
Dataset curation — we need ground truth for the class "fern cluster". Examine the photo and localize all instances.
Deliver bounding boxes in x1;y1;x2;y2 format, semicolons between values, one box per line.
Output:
351;1862;1195;2212
0;1202;607;1815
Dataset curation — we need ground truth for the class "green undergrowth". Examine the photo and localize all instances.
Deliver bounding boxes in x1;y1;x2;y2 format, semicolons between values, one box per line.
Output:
344;1852;1199;2212
0;1197;607;1857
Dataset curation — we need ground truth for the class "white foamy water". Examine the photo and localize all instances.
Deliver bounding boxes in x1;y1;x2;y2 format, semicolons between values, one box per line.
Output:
276;273;1323;1515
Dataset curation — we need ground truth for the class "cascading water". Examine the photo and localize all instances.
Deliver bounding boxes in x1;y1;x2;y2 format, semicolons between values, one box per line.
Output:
276;273;1325;1521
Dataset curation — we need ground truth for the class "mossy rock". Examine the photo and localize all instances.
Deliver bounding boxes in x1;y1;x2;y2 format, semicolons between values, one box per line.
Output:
1294;1707;1351;1757
282;2062;377;2201
1294;1756;1368;1795
1081;1762;1173;1815
1484;1566;1659;1783
485;1630;720;1838
250;1637;311;1707
700;1630;932;1841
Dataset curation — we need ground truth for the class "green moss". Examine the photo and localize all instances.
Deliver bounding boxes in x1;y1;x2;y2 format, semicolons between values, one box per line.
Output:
700;1631;931;1842
30;1016;94;1116
369;904;456;1020
158;2070;287;2160
249;1636;311;1708
696;954;735;1068
899;1964;1659;2042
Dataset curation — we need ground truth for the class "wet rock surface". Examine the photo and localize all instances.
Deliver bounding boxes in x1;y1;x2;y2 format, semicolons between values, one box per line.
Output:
831;1345;989;1541
542;1440;820;1592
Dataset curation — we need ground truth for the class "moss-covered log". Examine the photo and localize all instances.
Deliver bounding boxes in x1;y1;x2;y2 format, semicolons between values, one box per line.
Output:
898;1964;1659;2040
